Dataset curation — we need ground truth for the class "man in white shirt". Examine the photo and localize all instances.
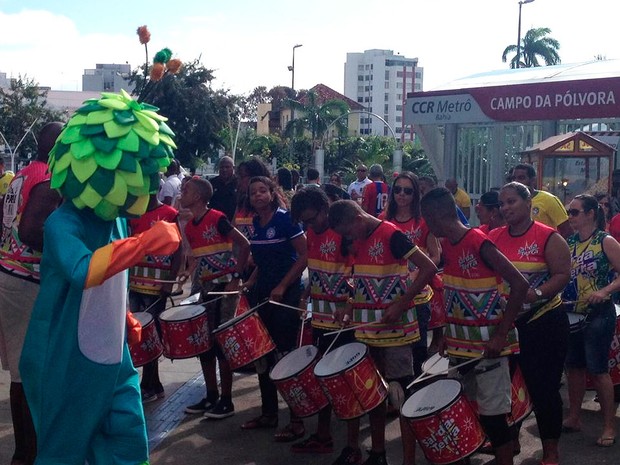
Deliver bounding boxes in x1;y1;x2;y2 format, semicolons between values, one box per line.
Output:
347;164;372;202
158;159;182;205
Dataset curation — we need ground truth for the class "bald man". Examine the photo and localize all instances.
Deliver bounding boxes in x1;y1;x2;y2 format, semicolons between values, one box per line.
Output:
0;122;64;465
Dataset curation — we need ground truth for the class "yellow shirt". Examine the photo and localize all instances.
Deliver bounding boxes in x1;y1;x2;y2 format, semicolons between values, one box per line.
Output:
0;171;14;196
531;190;568;229
453;187;471;210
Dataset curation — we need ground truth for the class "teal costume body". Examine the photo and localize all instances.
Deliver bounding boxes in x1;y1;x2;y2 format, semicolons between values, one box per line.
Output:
20;203;148;465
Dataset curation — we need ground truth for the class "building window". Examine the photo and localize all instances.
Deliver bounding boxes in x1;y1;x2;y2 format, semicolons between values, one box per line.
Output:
396;104;402;111
368;106;372;112
358;64;364;71
358;75;364;81
357;97;363;103
358;86;364;92
385;71;390;80
365;64;370;70
364;86;370;92
384;104;389;112
385;93;389;101
396;82;403;89
385;82;389;89
396;93;402;100
396;116;402;123
415;72;422;79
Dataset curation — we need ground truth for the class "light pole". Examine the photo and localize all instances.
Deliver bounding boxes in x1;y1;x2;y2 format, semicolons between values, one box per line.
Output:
516;0;535;69
288;44;303;90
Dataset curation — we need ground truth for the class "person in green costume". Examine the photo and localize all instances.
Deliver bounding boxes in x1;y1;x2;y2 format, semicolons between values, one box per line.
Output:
19;90;181;465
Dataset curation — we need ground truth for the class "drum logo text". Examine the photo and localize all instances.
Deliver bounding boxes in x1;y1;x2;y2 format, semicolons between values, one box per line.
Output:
421;418;460;452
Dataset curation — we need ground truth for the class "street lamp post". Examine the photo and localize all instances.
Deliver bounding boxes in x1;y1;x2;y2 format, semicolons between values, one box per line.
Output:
288;44;303;90
516;0;535;69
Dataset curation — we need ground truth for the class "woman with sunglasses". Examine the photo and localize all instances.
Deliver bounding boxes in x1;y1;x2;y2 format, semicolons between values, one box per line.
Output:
561;194;620;447
380;172;441;374
488;182;571;465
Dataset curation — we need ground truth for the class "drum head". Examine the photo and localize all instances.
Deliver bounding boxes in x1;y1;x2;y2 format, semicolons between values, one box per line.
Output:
314;342;367;377
401;379;462;419
180;292;201;305
159;304;205;322
132;311;153;326
616;304;620;318
422;353;449;376
567;312;585;325
270;345;318;381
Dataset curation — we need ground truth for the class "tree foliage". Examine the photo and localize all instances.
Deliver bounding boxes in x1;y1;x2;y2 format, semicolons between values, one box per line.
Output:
0;76;66;167
502;27;561;68
128;59;235;169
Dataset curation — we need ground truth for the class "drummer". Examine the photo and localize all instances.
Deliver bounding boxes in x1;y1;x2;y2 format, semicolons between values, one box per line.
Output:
128;193;183;402
420;188;529;465
289;188;358;461
178;177;250;419
328;200;437;465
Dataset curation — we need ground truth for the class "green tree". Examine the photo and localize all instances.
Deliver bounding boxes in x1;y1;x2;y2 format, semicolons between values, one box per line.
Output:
502;27;561;68
0;76;66;169
128;59;234;169
402;140;435;177
283;90;350;151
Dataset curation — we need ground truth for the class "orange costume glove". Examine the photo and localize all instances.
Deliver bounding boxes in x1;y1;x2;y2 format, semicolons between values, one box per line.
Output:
85;221;181;288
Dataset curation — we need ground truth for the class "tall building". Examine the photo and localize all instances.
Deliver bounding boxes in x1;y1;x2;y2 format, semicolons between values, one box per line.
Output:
344;49;423;142
82;63;134;93
0;71;10;88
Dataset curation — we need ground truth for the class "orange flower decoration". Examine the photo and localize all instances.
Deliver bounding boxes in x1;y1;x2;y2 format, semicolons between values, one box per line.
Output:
137;25;151;45
150;62;165;81
166;59;182;75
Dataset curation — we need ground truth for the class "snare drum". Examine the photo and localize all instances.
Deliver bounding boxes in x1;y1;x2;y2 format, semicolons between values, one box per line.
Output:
270;345;329;417
401;378;485;465
129;312;163;367
313;342;388;420
508;364;532;425
213;308;275;370
158;304;211;359
567;312;586;333
421;353;449;378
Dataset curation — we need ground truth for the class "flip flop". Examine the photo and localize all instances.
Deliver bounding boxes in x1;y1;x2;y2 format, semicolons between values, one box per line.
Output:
561;424;581;434
596;437;616;447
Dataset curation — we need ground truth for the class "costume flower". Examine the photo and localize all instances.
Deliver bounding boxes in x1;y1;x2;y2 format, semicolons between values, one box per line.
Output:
48;89;176;221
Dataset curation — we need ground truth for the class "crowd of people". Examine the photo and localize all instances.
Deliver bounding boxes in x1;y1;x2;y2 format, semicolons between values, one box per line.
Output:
1;129;620;465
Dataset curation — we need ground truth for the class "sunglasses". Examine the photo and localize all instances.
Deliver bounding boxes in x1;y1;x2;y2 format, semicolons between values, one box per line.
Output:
566;209;584;217
393;186;414;195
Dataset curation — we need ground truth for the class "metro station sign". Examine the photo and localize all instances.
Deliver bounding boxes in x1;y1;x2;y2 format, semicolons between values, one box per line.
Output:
405;77;620;124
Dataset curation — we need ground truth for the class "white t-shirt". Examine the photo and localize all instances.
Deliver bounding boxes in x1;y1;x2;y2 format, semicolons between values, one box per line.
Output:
347;178;372;199
157;175;182;203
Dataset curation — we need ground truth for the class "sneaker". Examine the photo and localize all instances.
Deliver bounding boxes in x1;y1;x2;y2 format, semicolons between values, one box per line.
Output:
362;450;388;465
141;389;159;404
332;446;362;465
203;400;235;419
185;397;218;414
387;381;405;410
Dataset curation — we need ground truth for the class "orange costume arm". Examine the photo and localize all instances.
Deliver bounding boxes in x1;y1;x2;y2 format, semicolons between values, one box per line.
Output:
85;221;181;288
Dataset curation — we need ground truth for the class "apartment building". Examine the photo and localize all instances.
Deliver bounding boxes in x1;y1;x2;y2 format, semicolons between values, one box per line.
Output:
344;49;423;142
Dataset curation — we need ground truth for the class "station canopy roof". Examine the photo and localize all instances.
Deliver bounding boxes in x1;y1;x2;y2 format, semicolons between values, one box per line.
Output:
431;59;620;92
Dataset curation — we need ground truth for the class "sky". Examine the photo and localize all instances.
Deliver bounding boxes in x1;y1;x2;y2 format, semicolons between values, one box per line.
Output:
0;0;618;97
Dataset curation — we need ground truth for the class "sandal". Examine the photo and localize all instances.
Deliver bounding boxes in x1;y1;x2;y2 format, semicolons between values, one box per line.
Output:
240;415;278;430
274;421;305;442
291;434;334;453
596;436;616;447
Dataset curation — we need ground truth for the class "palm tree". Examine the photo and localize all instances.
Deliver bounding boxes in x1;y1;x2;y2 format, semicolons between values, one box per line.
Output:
283;90;350;151
502;27;561;68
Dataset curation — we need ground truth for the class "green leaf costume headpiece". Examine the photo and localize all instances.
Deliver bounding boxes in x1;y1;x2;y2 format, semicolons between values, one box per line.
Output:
48;89;176;221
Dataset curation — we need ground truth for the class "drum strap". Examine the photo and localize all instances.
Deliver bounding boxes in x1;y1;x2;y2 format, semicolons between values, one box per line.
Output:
473;361;501;375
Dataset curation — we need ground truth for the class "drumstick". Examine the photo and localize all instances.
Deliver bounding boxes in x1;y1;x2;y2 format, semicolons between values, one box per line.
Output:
141;296;164;314
322;321;380;336
298;316;306;348
406;356;482;389
268;300;307;313
323;329;342;356
206;290;240;295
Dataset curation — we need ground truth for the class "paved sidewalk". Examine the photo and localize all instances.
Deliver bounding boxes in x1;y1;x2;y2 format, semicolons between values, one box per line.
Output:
1;288;619;465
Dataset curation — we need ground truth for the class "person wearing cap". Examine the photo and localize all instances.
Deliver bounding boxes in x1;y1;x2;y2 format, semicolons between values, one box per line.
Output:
361;164;390;217
347;164;372;203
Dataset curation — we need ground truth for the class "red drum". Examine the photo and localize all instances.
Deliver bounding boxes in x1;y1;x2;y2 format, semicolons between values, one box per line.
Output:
158;304;211;359
586;312;620;389
507;364;532;425
233;294;251;318
213;308;275;370
313;342;388;420
129;312;163;367
401;378;485;465
269;345;329;417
